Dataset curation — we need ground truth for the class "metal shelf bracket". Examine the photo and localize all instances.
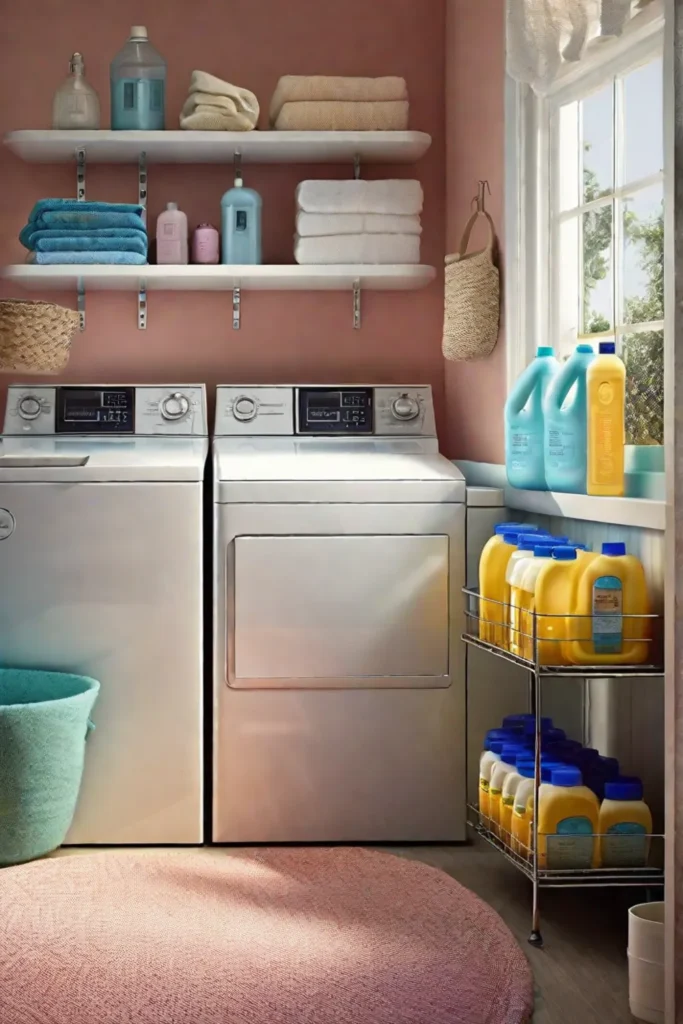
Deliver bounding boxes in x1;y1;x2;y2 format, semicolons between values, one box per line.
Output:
138;284;147;330
77;277;86;331
76;147;86;201
233;287;241;330
353;280;361;330
138;152;148;226
353;154;361;180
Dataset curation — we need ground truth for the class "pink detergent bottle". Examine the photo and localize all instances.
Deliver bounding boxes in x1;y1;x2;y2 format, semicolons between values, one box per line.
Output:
156;203;188;265
192;224;219;264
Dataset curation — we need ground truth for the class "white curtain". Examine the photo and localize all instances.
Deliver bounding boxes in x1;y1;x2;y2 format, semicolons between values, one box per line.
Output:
507;0;656;91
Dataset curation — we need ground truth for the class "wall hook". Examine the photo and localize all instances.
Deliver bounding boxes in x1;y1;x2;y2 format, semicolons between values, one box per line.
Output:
471;179;491;213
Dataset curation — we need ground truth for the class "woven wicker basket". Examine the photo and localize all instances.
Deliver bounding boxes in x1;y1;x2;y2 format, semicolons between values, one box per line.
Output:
443;210;500;362
0;299;79;375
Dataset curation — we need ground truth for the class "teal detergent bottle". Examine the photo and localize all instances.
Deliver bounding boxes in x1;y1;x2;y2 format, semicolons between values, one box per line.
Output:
505;346;559;490
543;344;595;493
221;170;262;265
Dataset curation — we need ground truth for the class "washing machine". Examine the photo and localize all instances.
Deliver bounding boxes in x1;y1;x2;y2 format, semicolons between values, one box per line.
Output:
0;384;208;845
212;384;467;843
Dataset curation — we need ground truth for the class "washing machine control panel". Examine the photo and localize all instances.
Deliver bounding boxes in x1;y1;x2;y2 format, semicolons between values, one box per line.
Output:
298;388;373;435
215;386;436;437
3;386;208;436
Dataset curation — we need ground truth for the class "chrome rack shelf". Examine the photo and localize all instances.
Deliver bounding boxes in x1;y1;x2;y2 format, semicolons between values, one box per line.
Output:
462;585;665;947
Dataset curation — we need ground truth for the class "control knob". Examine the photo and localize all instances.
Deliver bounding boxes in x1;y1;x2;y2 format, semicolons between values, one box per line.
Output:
18;395;42;421
391;395;420;421
233;395;257;422
160;392;190;421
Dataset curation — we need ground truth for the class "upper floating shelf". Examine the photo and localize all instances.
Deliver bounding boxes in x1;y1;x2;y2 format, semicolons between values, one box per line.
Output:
4;130;432;165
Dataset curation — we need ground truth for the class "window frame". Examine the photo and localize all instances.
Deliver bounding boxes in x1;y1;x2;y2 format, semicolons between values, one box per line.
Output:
505;3;666;386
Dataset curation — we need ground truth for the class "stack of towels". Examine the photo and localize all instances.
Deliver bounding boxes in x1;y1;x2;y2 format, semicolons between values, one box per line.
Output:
270;76;409;131
20;200;147;265
179;70;259;132
295;180;423;265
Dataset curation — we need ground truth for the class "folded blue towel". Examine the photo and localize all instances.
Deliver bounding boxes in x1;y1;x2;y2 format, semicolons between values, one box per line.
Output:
27;199;144;223
29;251;148;266
20;212;147;247
34;235;148;256
23;227;148;251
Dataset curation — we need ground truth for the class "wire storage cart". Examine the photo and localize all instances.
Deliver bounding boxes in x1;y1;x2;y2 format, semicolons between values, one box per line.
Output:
462;586;665;948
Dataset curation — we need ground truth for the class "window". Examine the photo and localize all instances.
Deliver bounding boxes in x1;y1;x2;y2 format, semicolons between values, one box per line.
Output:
507;10;665;447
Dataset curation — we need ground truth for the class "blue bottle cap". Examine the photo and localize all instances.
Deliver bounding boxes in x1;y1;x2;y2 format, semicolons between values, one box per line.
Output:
577;343;594;354
604;779;644;801
578;747;600;764
553;546;577;561
501;530;524;545
518;765;535;779
602;542;626;556
544;728;566;743
514;751;535;766
501;744;530;758
598;756;620;776
489;740;506;754
545;535;570;543
494;522;537;535
599;341;616;354
537;346;555;357
518;533;547;551
484;728;522;749
551;767;583;787
540;762;565;783
533;544;556;557
522;716;553;735
568;543;589;551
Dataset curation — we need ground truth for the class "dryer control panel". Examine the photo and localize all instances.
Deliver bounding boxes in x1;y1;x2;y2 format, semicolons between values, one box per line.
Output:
215;385;437;437
3;385;208;436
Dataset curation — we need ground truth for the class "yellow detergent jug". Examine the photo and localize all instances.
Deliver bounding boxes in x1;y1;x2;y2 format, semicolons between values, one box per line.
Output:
599;778;653;868
500;757;528;846
587;341;625;496
568;543;650;665
534;546;595;665
479;525;539;646
505;536;547;655
510;764;535;857
478;740;503;826
537;767;599;869
517;544;556;661
489;745;529;837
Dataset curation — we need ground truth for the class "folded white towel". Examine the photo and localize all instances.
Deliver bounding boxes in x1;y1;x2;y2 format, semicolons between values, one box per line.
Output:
179;70;259;131
296;212;421;237
294;233;421;265
270;75;408;123
296;180;424;216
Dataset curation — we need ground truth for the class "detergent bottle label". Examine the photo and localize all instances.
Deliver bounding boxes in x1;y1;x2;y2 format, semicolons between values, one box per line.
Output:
549;816;594;868
592;576;623;654
603;823;648;866
509;431;533;466
546;427;575;464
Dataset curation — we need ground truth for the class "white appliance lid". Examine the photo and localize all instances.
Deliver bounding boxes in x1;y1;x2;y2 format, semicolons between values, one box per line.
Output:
0;437;209;483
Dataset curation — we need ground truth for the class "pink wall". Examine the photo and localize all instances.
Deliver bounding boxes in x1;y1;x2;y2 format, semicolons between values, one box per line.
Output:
0;0;447;429
444;0;507;463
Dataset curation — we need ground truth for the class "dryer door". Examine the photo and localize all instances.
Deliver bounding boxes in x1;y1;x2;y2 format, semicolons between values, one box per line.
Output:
232;534;448;686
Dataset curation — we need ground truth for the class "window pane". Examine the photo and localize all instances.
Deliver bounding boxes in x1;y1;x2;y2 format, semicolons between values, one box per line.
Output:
558;216;580;356
622;58;663;185
622;184;664;325
559;101;580;212
583;204;613;333
622;330;664;445
582;83;613;202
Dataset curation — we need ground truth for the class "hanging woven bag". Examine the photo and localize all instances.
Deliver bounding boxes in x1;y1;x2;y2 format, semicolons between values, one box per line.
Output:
442;208;500;361
0;299;79;375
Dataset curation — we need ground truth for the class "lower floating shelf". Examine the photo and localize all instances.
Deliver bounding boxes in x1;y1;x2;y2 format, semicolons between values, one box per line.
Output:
467;806;665;889
2;263;437;292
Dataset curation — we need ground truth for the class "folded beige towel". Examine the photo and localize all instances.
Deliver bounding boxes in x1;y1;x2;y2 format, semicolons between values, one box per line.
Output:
275;100;408;132
179;70;259;132
270;75;407;124
296;212;422;237
295;233;421;265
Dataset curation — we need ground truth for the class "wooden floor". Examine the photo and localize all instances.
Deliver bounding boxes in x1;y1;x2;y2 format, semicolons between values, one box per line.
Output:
56;839;642;1023
395;841;637;1024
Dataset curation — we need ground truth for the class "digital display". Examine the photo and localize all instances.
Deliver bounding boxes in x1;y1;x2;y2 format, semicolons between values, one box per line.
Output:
56;387;135;434
298;388;373;435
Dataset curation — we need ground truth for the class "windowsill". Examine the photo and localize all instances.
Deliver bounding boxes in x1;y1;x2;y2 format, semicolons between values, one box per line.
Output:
454;461;666;531
503;486;665;532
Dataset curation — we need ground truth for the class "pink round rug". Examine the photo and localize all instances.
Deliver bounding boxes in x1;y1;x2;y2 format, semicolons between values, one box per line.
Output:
0;848;533;1024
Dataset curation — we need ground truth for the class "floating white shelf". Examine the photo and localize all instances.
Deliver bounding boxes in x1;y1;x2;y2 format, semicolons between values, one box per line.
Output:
4;130;432;165
3;263;436;291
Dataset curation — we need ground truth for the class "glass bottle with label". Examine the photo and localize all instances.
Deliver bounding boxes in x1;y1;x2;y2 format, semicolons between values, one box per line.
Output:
52;53;101;129
110;26;166;131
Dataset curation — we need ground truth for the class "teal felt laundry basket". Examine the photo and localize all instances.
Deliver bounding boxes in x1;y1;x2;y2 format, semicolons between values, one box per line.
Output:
0;669;100;866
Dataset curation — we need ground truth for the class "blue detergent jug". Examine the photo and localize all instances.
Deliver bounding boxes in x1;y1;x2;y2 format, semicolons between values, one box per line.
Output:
543;343;595;493
505;346;559;490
